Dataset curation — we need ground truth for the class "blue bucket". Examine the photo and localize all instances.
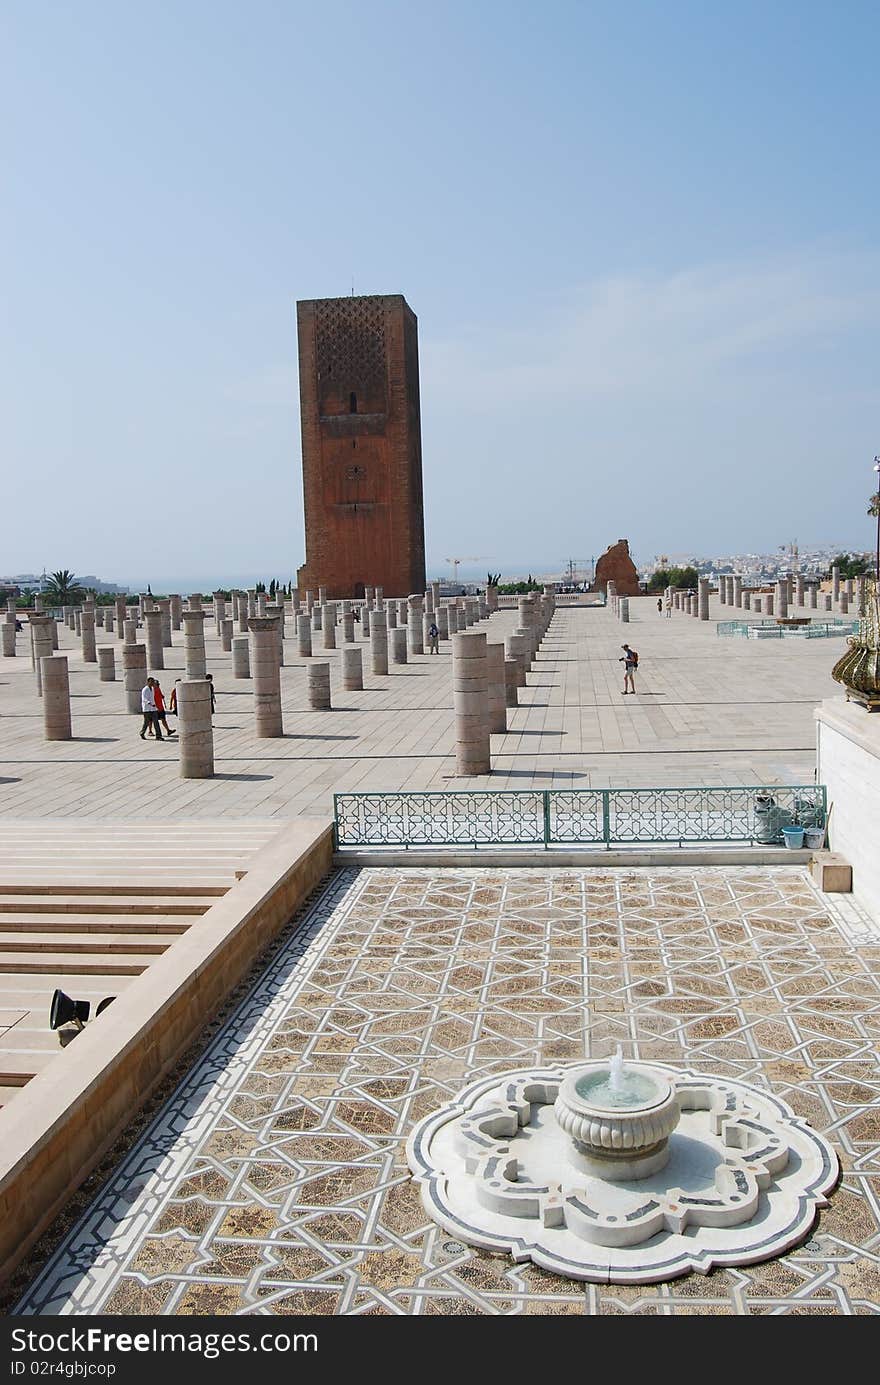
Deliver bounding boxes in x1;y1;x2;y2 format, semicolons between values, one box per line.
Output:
782;826;805;849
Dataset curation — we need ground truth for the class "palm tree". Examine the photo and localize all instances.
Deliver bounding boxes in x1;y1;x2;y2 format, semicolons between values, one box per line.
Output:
44;569;85;604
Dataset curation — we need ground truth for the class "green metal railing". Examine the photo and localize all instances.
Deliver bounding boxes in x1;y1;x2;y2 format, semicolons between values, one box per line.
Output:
717;619;857;638
333;785;826;849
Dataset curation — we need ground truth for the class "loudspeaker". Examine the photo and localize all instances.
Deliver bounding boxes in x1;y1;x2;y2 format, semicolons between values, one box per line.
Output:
49;989;90;1030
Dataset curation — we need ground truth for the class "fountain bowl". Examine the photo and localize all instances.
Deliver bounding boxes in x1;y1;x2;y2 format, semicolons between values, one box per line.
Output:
554;1060;681;1181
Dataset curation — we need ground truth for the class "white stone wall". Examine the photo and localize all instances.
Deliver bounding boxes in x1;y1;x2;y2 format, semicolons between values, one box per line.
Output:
816;699;880;922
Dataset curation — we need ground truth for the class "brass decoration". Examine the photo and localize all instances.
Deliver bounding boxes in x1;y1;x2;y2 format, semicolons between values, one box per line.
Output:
832;578;880;710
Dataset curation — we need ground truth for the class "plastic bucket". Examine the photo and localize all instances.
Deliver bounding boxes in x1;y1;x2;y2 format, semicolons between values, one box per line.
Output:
782;826;805;849
803;827;825;850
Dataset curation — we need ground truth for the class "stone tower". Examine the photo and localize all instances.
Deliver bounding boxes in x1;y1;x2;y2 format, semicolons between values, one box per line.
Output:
296;294;426;600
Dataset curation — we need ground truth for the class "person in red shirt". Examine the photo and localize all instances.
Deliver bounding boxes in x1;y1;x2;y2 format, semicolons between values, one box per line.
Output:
152;679;176;736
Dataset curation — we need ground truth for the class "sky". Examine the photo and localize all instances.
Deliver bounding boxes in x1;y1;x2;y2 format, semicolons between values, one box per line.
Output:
2;0;879;588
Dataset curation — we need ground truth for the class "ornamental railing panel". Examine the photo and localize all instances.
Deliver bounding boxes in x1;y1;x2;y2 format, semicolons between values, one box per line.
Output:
333;786;826;849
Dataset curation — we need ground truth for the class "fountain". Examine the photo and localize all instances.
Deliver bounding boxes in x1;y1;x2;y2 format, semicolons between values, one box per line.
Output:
407;1053;838;1283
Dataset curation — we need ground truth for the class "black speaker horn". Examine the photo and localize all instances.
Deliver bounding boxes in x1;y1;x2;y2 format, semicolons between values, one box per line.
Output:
49;989;91;1031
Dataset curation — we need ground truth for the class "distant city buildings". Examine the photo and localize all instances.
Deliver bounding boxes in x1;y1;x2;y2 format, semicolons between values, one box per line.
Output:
0;572;124;595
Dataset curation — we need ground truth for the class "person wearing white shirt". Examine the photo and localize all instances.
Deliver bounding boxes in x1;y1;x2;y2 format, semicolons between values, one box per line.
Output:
140;678;164;741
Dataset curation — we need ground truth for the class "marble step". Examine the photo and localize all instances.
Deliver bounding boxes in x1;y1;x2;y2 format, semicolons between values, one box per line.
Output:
0;896;214;916
0;934;172;955
0;915;189;935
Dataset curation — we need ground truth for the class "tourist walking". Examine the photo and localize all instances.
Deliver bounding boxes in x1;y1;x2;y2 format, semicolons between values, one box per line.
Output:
169;679;180;715
657;597;663;615
427;620;439;653
206;673;216;715
619;644;638;695
139;678;164;740
153;679;176;736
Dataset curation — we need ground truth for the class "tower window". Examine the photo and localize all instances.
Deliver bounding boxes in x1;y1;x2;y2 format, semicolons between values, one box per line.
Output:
349;392;357;413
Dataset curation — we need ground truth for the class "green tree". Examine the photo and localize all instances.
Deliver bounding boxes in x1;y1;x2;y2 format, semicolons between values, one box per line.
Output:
43;569;86;604
827;553;870;580
648;566;698;591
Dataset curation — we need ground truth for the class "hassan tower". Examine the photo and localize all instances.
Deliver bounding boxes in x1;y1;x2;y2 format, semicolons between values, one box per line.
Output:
296;293;427;599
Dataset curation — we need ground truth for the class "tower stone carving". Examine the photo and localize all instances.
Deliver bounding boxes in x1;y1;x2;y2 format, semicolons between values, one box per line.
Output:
296;294;426;600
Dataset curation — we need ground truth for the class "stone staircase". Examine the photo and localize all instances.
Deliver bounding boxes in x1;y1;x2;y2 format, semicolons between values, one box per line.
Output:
0;821;283;1109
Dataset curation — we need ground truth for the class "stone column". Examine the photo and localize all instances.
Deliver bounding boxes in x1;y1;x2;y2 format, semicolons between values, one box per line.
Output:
438;606;449;640
407;595;424;653
114;597;126;635
256;592;267;617
699;578;710;620
30;617;53;695
96;605;104;628
486;583;498;613
1;622;15;657
297;613;312;657
318;586;328;606
98;647;115;681
391;627;408;664
517;598;536;662
387;604;397;630
221;618;233;652
607;580;617;613
312;603;322;632
342;610;355;642
308;662;331;710
213;594;225;635
776;581;788;618
170;594;182;631
504;657;519;707
34;594;44;613
486;642;507;734
182;610;207;680
733;577;742;607
155;598;171;648
831;565;840;602
249;618;282;737
370;609;388;675
363;586;374;611
453;630;490;775
840;593;849;614
362;606;371;637
422;612;433;651
397;598;408;625
80;608;96;662
845;578;854;602
187;593;203;612
50;617;59;650
41;656;72;740
124;617;137;644
478;596;488;620
143;609;164;670
122;643;147;714
178;679;214;778
447;604;459;635
322;602;337;650
291;590;301;616
342;645;363;690
674;591;681;611
265;606;284;666
824;593;833;612
232;636;250;678
505;632;528;686
375;586;384;605
74;609;81;636
796;575;805;607
105;608;115;635
620;597;630;622
809;585;818;609
719;578;727;605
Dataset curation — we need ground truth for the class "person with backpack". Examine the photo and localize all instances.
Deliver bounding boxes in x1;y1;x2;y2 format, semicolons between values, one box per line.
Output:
620;644;639;694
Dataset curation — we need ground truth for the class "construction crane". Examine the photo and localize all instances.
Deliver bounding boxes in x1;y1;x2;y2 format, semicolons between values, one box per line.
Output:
445;557;487;585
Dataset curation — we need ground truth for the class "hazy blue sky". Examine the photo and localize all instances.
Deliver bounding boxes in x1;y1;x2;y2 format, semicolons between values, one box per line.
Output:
3;1;879;586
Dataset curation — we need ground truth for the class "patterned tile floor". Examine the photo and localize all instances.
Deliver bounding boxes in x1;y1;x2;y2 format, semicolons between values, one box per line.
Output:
17;866;880;1316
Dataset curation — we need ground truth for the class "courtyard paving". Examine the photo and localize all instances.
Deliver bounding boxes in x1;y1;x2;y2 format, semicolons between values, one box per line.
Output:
0;598;845;820
16;864;880;1316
